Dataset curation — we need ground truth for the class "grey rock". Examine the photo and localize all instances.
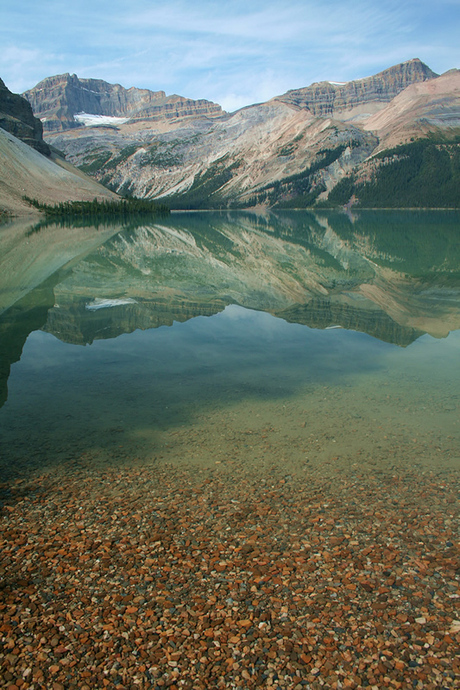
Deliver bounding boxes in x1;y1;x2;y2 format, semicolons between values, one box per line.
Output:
0;78;50;155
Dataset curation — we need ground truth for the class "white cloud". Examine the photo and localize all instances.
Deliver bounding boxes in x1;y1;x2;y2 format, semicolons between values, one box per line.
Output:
0;47;49;93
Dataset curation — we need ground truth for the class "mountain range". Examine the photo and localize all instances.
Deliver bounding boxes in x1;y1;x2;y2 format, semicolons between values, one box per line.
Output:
23;73;224;132
1;58;460;213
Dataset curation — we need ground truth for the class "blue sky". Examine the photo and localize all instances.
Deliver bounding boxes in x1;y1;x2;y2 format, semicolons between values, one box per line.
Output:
1;0;459;112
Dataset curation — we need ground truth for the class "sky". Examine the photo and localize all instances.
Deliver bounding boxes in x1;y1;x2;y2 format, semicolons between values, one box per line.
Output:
1;0;459;112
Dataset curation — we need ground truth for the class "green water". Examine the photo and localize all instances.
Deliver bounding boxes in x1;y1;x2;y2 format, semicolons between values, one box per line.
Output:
0;210;459;482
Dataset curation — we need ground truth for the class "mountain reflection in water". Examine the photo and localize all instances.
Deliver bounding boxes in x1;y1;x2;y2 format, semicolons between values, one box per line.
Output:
1;209;459;485
1;210;460;414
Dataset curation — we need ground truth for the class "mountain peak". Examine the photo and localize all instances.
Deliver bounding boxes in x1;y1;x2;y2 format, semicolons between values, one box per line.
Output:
276;59;438;118
14;59;459;212
23;74;224;132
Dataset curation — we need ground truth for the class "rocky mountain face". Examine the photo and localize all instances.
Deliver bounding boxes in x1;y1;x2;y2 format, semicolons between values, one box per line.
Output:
25;59;460;208
44;97;379;207
0;78;50;155
326;69;460;208
23;73;224;132
363;69;460;149
275;59;437;120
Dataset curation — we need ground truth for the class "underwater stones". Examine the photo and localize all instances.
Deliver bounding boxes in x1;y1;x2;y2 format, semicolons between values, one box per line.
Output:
0;461;458;688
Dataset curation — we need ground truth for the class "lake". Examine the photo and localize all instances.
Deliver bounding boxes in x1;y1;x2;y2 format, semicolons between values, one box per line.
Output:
1;209;459;481
0;210;459;689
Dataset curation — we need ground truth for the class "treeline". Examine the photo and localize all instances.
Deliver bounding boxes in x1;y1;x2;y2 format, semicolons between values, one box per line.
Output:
327;136;460;208
23;196;170;218
248;145;349;209
165;155;242;210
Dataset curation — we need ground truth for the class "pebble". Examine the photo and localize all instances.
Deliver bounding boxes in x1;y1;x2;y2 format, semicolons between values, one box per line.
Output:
0;460;459;688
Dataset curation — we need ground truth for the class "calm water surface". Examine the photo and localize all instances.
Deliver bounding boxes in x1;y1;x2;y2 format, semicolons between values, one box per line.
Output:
1;210;459;482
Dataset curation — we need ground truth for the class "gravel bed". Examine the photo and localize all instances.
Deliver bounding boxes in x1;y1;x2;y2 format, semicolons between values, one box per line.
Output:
1;460;459;689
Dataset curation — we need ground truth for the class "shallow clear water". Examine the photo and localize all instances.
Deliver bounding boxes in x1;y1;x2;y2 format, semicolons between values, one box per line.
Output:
1;210;459;482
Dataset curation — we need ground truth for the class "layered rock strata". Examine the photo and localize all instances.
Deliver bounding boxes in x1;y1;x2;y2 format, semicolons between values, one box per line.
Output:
23;73;224;132
275;59;438;121
21;60;460;208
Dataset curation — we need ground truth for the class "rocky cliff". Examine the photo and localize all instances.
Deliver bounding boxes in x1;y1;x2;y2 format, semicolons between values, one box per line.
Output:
275;59;438;120
327;69;460;208
363;69;460;148
23;73;224;132
25;60;460;209
0;78;50;155
46;99;379;207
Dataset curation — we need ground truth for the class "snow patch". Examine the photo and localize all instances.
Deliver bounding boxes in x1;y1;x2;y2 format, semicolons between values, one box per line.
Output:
74;112;130;127
85;298;137;311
